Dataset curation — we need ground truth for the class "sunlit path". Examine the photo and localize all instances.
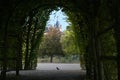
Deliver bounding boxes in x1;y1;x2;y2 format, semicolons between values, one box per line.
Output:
36;63;81;70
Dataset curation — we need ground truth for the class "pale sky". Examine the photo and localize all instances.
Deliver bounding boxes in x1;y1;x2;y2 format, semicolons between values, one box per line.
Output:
46;9;70;31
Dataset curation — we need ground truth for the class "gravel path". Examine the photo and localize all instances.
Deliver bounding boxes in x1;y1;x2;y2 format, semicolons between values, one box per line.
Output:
36;63;82;70
6;70;86;80
5;63;86;80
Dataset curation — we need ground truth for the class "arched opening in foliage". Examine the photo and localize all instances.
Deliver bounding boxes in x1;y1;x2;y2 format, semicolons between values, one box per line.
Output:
37;9;81;71
22;7;83;70
0;0;120;80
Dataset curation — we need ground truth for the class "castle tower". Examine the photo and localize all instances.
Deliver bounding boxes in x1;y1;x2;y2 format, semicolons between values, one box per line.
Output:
54;16;62;31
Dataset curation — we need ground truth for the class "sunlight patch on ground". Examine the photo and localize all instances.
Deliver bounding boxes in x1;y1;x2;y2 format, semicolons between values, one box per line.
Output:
36;63;81;70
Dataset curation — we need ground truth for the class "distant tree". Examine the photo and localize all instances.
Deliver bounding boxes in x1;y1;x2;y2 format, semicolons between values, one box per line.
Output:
39;26;64;63
61;26;80;55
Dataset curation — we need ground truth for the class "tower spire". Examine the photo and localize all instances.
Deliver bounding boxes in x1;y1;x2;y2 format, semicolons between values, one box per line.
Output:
55;16;60;28
57;16;58;21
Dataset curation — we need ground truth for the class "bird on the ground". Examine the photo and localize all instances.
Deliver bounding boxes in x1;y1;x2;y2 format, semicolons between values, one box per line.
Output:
56;67;60;70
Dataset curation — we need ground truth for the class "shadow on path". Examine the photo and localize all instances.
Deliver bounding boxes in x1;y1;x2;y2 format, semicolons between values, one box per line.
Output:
5;70;86;80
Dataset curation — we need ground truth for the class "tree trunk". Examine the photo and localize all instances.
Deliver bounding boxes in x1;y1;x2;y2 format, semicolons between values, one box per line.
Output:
114;26;120;80
28;18;38;69
88;18;102;80
95;37;103;80
24;25;31;69
111;0;120;79
1;15;10;80
88;20;98;80
50;55;53;63
1;28;7;80
24;16;32;69
85;46;93;79
16;32;23;75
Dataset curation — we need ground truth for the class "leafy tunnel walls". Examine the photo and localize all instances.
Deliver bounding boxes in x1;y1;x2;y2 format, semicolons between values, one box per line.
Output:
0;0;120;80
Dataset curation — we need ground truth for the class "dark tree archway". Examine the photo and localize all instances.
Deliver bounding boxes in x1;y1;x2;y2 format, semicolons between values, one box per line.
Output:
0;0;120;80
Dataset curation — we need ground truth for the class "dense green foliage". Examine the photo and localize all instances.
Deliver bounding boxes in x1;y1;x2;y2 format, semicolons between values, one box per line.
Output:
61;26;80;55
61;26;85;68
22;9;53;69
63;6;118;79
